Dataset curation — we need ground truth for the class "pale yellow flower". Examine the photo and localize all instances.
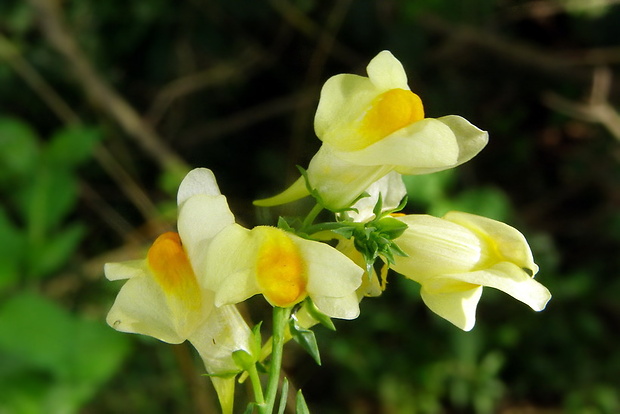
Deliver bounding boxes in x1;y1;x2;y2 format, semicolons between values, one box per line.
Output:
390;211;551;331
255;50;488;211
204;225;364;319
105;168;251;414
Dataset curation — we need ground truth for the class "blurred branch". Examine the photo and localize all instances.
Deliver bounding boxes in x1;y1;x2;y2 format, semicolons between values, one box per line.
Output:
179;90;316;146
0;34;79;124
0;33;164;237
506;0;620;20
543;67;620;141
286;0;353;177
147;49;263;126
26;0;186;172
268;0;360;67
417;13;594;82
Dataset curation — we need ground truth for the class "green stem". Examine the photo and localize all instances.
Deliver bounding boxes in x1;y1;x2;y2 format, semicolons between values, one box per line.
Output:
260;306;291;414
302;203;324;231
248;363;265;406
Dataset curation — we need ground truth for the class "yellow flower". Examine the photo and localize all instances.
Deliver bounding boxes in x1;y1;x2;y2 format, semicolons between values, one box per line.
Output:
255;50;488;211
390;211;551;331
204;225;364;319
105;168;251;414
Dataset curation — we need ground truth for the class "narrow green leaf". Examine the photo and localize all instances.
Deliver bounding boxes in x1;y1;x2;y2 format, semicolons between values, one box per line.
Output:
250;321;263;359
0;117;40;185
44;125;101;168
277;377;289;414
372;192;383;218
243;402;259;414
27;223;84;279
289;320;321;365
295;390;311;414
302;299;335;331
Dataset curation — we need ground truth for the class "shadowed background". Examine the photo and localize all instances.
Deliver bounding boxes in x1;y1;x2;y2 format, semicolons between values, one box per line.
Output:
1;0;619;413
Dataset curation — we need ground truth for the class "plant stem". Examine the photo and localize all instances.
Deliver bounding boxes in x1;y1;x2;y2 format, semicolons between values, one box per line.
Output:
302;203;323;231
248;363;265;406
260;306;291;414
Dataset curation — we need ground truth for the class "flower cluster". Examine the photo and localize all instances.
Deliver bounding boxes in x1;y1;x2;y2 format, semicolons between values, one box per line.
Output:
105;50;551;414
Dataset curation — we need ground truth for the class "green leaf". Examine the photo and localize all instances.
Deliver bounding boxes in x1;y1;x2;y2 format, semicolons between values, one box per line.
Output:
375;217;408;239
0;117;40;186
289;319;321;365
250;321;263;359
277;377;289;414
277;216;294;232
44;125;101;168
27;223;84;279
243;402;260;414
372;192;384;218
0;206;25;291
16;168;78;239
302;299;335;331
0;293;128;388
295;389;311;414
232;350;255;371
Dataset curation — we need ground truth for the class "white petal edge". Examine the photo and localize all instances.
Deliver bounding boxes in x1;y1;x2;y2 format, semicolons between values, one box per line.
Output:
177;168;222;205
446;262;551;312
444;211;538;275
295;235;364;299
177;194;236;278
204;224;261;306
104;260;148;281
312;292;361;320
106;274;185;343
419;281;483;331
366;50;409;92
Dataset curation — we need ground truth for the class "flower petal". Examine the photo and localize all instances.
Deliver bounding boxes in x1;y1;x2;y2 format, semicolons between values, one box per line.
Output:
104;260;147;281
419;280;483;331
446;262;552;312
391;215;483;281
334;118;459;170
366;50;409;91
432;115;489;171
188;304;252;374
177;168;222;205
314;74;378;143
204;224;261;306
306;144;394;210
444;211;538;275
177;194;235;278
344;171;407;222
296;236;363;299
106;273;185;343
312;292;360;320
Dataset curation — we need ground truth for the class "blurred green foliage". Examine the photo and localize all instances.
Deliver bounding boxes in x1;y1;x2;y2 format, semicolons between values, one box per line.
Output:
1;0;620;413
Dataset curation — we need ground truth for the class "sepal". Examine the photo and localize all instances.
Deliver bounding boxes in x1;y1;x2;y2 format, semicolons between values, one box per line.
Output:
289;317;321;365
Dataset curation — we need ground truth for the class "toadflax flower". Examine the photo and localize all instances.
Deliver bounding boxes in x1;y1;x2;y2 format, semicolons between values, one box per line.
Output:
389;211;551;331
255;50;488;211
204;224;364;319
105;168;251;414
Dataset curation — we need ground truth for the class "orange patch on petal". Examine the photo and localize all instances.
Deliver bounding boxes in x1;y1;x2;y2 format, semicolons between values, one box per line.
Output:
255;228;307;307
147;232;202;310
356;88;424;149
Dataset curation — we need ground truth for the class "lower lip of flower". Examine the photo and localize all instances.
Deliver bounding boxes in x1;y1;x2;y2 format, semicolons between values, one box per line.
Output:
356;88;424;149
255;228;308;307
147;232;202;309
